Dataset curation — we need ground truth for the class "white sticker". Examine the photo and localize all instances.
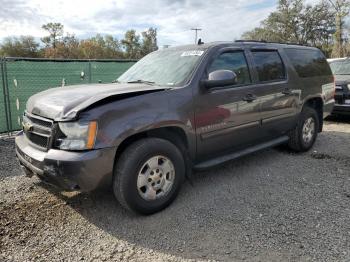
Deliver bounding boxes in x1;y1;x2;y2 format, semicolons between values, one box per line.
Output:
181;50;204;57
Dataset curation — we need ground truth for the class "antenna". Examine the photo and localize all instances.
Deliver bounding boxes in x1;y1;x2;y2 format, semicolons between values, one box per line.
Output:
191;28;202;44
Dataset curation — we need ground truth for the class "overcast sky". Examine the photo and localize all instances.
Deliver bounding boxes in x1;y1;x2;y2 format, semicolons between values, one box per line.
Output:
0;0;319;47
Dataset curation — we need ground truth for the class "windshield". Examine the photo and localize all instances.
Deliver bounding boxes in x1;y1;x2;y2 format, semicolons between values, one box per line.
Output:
329;59;350;75
117;49;205;86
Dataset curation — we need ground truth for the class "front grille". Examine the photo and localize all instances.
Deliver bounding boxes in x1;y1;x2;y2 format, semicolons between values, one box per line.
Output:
26;132;49;148
23;112;54;150
26;114;53;128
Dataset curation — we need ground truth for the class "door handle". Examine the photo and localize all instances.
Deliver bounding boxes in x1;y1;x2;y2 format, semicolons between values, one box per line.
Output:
282;89;292;95
242;94;257;103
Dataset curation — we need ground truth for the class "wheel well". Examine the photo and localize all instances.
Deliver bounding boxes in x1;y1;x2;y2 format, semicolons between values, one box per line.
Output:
114;127;189;165
304;97;323;132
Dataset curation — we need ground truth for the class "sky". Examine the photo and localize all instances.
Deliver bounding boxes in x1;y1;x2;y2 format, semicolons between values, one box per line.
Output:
0;0;319;47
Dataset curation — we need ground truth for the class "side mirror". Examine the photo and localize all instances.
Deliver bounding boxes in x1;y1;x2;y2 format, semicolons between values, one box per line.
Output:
201;70;237;89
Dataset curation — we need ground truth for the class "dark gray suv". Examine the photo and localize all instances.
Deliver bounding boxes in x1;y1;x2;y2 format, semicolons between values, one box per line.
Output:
16;41;335;214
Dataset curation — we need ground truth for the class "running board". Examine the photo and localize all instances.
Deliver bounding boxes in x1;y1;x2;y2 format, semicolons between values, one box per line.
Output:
194;136;289;170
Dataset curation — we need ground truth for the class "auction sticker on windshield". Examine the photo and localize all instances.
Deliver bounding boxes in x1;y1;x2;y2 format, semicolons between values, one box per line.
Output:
181;50;204;57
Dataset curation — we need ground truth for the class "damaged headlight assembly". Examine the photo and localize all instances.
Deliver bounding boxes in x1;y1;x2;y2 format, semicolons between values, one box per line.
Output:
57;121;98;150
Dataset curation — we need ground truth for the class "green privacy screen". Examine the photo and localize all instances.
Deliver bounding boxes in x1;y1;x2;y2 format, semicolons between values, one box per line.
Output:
0;59;8;133
0;58;136;133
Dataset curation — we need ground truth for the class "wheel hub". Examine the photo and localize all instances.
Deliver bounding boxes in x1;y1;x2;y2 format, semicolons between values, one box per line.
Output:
302;117;315;144
137;155;175;201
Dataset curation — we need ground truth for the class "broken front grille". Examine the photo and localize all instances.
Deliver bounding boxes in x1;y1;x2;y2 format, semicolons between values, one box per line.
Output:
23;112;54;150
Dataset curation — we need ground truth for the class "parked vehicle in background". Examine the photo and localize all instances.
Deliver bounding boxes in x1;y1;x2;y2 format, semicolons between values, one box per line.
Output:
16;41;334;214
328;57;350;115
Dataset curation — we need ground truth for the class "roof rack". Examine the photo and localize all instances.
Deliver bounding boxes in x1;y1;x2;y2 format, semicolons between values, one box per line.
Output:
235;40;267;43
235;40;310;47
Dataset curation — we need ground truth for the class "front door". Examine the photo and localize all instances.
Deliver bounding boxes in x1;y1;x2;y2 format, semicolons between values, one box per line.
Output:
194;49;262;160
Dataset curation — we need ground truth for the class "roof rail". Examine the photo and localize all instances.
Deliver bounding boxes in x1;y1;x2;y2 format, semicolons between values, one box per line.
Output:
235;40;267;43
235;39;310;47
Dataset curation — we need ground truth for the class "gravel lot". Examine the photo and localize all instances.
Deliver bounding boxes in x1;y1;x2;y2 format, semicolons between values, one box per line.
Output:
1;117;349;262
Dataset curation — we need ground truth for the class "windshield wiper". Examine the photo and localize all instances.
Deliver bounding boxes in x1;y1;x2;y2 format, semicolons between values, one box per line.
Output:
127;79;156;85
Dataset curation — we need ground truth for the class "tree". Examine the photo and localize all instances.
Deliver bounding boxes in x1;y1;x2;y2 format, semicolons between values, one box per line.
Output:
141;27;158;56
103;35;124;58
79;34;123;59
122;30;141;59
43;34;80;58
0;36;39;57
327;0;350;57
0;23;158;59
41;22;64;49
242;0;337;56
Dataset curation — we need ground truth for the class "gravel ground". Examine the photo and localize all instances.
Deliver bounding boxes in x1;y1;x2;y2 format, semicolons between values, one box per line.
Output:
0;117;349;262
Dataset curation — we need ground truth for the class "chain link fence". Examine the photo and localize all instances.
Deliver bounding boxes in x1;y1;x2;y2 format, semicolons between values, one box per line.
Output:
0;57;136;134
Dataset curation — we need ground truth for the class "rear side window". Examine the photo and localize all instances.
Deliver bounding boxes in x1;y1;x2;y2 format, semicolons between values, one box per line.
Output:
284;48;332;78
208;51;251;85
251;51;286;82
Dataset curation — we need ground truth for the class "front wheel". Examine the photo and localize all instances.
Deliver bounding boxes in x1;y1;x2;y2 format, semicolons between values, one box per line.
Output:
288;106;319;152
113;138;185;215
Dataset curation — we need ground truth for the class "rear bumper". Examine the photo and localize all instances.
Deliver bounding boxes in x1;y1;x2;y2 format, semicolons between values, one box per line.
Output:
15;132;116;192
332;103;350;115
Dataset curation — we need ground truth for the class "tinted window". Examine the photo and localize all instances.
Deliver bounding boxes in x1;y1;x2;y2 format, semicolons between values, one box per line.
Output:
208;51;251;85
284;48;332;78
251;51;286;82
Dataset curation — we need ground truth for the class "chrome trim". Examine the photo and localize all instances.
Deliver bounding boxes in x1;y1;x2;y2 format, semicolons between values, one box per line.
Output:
23;111;54;150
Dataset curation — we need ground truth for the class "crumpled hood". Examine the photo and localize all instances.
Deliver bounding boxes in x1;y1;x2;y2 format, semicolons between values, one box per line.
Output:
26;83;167;120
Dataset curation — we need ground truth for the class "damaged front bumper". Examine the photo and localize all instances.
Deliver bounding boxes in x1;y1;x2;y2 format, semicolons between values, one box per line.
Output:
15;133;116;191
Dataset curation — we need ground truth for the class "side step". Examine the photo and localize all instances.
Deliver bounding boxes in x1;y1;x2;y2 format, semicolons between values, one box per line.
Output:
194;136;289;170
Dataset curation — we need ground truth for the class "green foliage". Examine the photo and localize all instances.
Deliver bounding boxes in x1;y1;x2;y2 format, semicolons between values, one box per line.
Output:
41;22;64;48
121;30;142;59
141;28;158;56
0;24;158;59
242;0;350;57
0;36;40;57
329;0;350;57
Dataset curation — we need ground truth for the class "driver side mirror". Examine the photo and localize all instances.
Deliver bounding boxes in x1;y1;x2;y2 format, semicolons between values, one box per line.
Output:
201;70;237;89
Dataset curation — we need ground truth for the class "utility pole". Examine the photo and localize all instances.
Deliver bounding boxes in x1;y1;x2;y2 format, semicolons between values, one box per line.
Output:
191;28;202;44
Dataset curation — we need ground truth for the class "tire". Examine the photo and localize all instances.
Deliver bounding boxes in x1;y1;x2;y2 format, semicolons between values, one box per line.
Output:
113;138;185;215
288;106;319;152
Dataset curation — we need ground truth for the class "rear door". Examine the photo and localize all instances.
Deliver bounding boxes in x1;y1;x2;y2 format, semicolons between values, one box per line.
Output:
248;49;298;138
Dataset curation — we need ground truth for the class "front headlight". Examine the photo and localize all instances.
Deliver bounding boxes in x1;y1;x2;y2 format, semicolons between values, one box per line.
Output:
58;121;98;150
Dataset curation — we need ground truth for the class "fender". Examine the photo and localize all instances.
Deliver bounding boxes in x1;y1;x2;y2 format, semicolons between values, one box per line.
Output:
80;87;197;159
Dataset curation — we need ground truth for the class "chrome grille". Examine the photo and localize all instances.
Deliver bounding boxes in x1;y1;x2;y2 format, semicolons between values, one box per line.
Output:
26;114;53;128
23;112;54;150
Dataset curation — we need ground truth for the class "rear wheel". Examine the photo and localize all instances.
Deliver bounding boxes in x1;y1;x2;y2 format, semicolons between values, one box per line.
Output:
288;106;319;152
113;138;185;215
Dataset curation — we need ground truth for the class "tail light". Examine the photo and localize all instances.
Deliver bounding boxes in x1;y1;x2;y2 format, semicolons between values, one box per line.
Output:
332;75;336;98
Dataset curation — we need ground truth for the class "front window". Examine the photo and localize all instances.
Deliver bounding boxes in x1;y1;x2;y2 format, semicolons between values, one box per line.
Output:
118;49;206;86
208;51;251;85
329;59;350;75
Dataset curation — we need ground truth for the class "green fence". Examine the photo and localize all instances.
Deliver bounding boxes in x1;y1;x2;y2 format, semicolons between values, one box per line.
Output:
0;57;136;134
